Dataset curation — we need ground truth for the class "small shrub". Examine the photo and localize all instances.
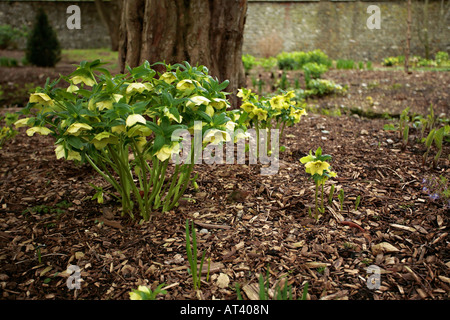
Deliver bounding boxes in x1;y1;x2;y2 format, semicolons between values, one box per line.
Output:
435;51;449;66
26;8;61;67
242;54;258;74
0;57;18;67
303;62;328;80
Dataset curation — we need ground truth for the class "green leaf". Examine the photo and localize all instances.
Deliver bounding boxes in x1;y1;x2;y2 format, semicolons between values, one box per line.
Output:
66;135;84;150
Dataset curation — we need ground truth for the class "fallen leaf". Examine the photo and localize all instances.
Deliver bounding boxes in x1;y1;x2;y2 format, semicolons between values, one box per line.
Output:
371;242;400;255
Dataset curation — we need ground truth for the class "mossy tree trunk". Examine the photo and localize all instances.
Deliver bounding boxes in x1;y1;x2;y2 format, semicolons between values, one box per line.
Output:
118;0;248;107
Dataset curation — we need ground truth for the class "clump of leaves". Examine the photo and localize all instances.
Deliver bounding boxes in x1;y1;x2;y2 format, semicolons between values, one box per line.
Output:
300;147;336;219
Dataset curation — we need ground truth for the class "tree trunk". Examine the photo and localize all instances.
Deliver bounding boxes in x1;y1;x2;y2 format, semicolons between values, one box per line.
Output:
94;0;122;51
118;0;248;107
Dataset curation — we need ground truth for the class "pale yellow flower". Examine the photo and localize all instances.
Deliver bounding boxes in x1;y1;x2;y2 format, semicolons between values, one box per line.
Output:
253;108;268;121
270;95;285;110
305;160;330;176
160;72;177;84
176;79;199;93
55;145;81;161
92;132;118;150
29;93;53;106
241;102;256;114
71;74;96;87
126;114;147;127
66;84;79;93
210;98;228;110
14;118;31;128
155;143;180;162
203;129;231;145
26;126;52;136
126;83;153;95
186;95;211;108
65;123;93;136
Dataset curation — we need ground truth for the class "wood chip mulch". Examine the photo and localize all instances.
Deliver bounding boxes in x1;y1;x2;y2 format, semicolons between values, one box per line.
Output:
1;111;449;300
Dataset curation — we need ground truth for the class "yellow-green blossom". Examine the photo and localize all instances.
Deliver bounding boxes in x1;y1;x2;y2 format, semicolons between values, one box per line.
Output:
111;125;126;134
305;160;330;176
129;286;151;300
290;108;307;123
205;104;215;118
91;132;118;150
253;108;268;121
96;94;123;111
237;88;251;101
26;126;52;136
71;74;96;87
210;98;228;110
155;143;180;162
186;95;211;108
126;114;147;127
55;145;81;161
160;72;177;84
29;93;54;106
241;102;256;114
14;118;31;128
65;123;93;136
269;95;285;110
66;84;79;93
126;83;153;95
176;79;199;93
203;129;231;145
163;107;182;123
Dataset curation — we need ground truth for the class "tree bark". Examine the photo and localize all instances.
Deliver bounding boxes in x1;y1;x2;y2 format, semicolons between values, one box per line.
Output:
119;0;248;107
94;0;122;51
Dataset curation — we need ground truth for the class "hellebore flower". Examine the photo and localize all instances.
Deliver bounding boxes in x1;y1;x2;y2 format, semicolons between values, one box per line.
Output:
129;286;152;300
65;123;93;136
26;126;52;136
155;143;180;162
29;93;54;106
71;74;96;87
269;95;285;110
126;114;147;127
55;144;81;161
203;129;231;145
126;83;153;95
186;95;211;108
160;72;177;84
91;132;118;150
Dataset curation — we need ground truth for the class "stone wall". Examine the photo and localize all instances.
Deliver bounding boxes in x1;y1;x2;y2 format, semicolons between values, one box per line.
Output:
244;0;450;61
0;0;449;62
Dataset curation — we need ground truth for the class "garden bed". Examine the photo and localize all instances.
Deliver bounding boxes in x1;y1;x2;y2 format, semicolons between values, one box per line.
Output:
0;54;449;300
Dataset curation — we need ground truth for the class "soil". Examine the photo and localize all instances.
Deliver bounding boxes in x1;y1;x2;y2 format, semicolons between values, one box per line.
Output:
0;51;449;301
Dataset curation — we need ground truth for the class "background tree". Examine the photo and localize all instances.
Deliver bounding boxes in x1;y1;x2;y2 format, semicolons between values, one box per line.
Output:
118;0;248;107
26;8;61;67
94;0;122;51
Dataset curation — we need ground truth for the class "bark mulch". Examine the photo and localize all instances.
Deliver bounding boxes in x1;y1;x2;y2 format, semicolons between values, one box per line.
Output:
0;59;449;301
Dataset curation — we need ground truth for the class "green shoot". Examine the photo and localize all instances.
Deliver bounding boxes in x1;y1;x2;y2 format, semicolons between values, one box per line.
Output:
185;219;207;291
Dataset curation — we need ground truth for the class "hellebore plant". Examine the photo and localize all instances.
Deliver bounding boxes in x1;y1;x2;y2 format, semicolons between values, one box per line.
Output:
238;88;306;155
17;60;241;221
300;147;336;219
